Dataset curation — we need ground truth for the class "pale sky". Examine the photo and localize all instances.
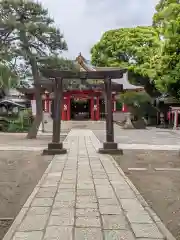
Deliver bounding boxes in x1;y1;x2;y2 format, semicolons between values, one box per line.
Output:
40;0;159;59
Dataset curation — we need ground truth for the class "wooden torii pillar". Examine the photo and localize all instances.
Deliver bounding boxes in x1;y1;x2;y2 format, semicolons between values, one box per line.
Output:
43;78;67;155
40;69;126;155
98;77;122;154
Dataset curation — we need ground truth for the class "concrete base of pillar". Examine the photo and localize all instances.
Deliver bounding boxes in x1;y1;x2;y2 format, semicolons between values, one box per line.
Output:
42;142;67;155
98;142;123;155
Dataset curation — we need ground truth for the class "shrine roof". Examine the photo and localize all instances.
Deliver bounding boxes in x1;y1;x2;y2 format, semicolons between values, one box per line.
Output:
17;54;143;94
157;94;179;104
112;72;143;90
76;53;143;90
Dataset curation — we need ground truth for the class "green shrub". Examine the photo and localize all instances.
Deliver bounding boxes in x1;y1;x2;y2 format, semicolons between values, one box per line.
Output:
7;108;33;133
0;117;9;131
7;121;27;132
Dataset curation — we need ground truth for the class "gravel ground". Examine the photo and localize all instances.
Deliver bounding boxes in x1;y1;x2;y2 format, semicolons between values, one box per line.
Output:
0;151;53;240
114;150;180;240
0;134;66;147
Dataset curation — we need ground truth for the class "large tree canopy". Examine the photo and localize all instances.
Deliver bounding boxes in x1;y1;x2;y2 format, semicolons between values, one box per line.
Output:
152;0;180;99
0;0;67;138
153;0;179;29
91;26;161;97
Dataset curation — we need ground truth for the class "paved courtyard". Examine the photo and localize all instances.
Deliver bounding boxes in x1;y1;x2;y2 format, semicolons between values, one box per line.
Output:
44;119;180;150
94;126;180;146
3;129;174;240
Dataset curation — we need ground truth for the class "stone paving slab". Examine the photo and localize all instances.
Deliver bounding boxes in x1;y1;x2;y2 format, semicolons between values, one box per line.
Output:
3;129;175;240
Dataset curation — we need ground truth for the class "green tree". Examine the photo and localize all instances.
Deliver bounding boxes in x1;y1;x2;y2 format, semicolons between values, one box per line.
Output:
118;91;151;107
39;56;78;71
0;0;67;138
38;55;84;90
153;0;179;29
153;0;180;99
0;37;18;89
0;63;18;89
119;91;151;118
91;26;161;97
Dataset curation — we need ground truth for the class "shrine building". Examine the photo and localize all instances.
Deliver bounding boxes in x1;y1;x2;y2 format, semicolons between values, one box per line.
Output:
17;54;143;121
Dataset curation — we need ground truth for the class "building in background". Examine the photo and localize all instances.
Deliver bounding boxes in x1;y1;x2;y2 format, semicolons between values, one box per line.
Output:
17;54;143;121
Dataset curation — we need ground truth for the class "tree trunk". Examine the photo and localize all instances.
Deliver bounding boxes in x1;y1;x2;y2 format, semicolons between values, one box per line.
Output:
19;30;43;139
26;58;43;139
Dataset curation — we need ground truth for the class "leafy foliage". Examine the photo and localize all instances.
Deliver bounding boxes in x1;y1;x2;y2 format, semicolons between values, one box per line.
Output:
152;0;180;100
38;55;87;90
0;0;68;138
91;26;161;97
7;109;33;132
91;27;159;73
38;56;78;71
153;0;180;29
118;91;151;107
0;63;18;89
118;91;156;121
0;0;67;61
0;116;9;131
0;108;33;132
0;0;67;80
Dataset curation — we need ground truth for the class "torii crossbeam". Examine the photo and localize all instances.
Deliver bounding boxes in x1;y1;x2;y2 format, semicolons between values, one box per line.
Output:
39;68;126;155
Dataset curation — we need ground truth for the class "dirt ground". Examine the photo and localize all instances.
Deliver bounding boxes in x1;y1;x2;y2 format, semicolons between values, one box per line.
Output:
0;131;68;239
0;133;66;148
114;150;180;240
0;151;53;239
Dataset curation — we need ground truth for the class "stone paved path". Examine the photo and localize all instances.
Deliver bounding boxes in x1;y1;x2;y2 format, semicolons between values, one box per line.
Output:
3;130;174;240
